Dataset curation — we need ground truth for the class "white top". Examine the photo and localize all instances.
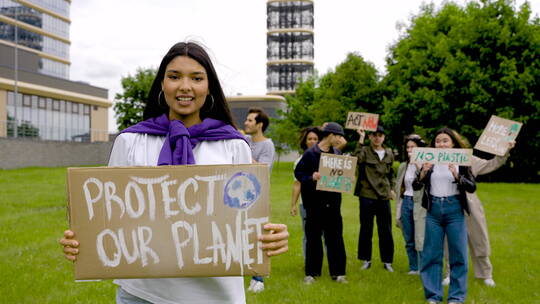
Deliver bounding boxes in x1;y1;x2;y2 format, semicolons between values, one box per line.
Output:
403;163;417;196
109;132;251;304
375;149;385;161
429;164;459;197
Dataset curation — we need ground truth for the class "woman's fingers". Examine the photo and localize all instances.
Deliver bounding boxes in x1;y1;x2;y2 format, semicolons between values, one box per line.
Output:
259;223;289;256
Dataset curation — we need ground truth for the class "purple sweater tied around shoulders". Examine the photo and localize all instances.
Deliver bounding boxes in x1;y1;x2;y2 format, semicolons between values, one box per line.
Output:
121;114;246;165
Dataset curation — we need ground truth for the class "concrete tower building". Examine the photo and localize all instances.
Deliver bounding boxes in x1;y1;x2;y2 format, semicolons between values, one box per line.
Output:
0;0;111;142
266;0;314;95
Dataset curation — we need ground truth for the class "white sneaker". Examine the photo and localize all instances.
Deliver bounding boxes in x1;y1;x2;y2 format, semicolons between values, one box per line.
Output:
303;275;315;285
248;279;264;293
383;263;394;272
335;275;348;284
407;270;420;275
484;278;496;287
361;261;371;270
442;276;450;286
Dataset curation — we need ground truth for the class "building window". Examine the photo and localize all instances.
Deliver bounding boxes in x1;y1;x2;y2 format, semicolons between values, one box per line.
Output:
52;99;60;111
23;94;32;107
71;102;78;114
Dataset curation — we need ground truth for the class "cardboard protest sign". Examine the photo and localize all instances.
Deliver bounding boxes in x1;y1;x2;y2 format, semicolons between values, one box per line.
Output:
410;148;473;166
474;115;522;156
316;153;357;193
66;164;270;280
345;112;379;131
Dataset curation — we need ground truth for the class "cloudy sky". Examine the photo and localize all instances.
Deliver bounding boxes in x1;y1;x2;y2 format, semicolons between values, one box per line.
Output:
69;0;539;132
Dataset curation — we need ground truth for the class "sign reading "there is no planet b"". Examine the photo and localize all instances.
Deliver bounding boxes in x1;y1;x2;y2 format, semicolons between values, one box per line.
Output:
410;148;473;166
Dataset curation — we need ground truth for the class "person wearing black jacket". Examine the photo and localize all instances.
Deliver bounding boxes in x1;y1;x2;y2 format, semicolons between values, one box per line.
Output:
413;127;476;304
294;122;348;285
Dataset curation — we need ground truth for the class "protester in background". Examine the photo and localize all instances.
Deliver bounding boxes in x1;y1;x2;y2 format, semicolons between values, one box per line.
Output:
295;122;348;285
290;127;321;259
322;122;347;151
243;107;276;293
353;126;396;272
440;132;516;287
395;134;426;275
415;127;476;304
59;41;288;304
244;108;275;171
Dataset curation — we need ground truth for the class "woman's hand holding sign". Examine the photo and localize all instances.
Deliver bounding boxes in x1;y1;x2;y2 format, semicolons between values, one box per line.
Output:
260;223;289;257
59;230;79;261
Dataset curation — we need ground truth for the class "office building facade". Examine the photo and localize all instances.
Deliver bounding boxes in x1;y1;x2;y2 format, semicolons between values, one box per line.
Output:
266;0;314;95
0;0;111;142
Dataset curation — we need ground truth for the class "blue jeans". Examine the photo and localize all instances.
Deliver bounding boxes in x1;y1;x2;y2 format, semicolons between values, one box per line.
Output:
401;196;419;271
421;195;468;303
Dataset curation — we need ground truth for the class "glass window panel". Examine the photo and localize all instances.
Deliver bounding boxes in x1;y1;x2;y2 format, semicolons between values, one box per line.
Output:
7;91;14;105
52;99;60;111
38;97;46;109
23;94;31;107
72;103;79;114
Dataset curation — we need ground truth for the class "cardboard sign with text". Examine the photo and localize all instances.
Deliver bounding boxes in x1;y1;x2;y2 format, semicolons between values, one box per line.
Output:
345;112;379;131
316;153;357;193
474;115;522;156
410;148;473;166
67;164;270;280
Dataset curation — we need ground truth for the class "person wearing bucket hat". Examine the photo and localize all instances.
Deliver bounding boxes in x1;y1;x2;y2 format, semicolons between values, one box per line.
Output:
295;122;348;285
353;124;396;273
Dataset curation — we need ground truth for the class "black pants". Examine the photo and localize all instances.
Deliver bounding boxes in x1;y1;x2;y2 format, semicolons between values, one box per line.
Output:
358;197;394;263
305;201;346;277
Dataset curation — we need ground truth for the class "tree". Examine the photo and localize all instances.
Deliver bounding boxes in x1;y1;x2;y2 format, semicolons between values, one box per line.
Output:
273;53;382;152
382;0;540;181
114;68;156;131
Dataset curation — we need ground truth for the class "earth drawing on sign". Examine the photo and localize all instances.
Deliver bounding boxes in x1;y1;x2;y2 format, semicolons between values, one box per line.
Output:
223;172;262;209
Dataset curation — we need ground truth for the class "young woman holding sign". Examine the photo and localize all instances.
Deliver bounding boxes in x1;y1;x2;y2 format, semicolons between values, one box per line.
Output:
414;127;476;304
439;132;516;287
394;134;427;275
59;41;288;304
294;122;348;285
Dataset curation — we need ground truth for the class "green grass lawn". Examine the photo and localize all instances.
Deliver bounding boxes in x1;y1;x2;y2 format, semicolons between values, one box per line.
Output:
1;163;539;303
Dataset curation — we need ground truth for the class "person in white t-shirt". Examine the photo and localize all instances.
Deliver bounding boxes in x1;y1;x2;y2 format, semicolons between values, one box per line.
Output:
414;127;476;304
59;41;289;304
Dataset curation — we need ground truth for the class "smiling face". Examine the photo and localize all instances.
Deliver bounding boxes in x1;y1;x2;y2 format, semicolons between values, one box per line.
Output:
305;131;319;149
161;55;209;126
435;133;455;148
244;113;260;135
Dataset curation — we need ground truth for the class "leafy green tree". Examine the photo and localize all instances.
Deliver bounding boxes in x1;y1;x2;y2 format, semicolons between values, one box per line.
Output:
382;0;540;181
273;53;382;152
114;68;156;131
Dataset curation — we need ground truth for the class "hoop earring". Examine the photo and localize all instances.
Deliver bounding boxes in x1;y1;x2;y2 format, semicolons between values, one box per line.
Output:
158;91;167;109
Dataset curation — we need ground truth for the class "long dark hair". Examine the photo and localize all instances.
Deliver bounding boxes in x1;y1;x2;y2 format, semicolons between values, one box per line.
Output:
299;126;321;151
403;134;426;162
143;42;236;127
431;127;465;149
